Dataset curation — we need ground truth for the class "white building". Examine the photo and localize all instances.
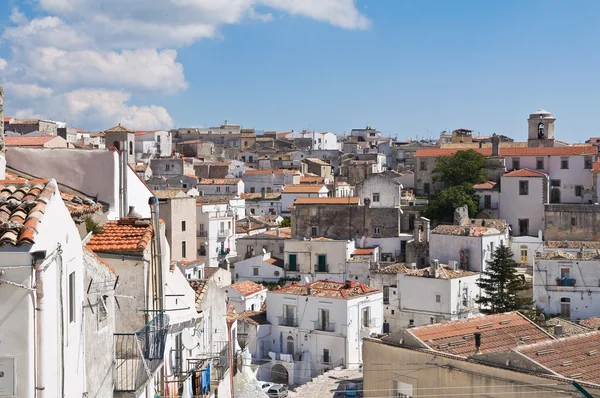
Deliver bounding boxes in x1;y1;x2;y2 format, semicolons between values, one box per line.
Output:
473;180;500;218
355;174;402;208
135;130;173;159
242;169;300;194
261;280;383;385
233;252;285;283
499;168;549;237
0;179;86;398
240;192;283;216
224;280;268;313
370;261;480;332
197;178;244;196
284;238;355;283
196;196;242;267
533;249;600;320
280;184;329;215
312;132;338;150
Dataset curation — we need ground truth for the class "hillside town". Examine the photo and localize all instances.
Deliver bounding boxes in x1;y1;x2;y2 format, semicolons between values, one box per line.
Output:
3;82;600;398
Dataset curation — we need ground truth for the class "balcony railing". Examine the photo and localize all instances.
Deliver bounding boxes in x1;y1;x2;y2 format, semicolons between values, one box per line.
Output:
217;229;230;238
114;313;170;392
277;316;299;327
314;264;329;273
360;318;380;329
197;231;208;237
313;321;336;332
556;277;577;287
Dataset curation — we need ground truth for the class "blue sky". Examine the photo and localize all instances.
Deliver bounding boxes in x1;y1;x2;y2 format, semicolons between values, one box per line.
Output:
0;1;599;142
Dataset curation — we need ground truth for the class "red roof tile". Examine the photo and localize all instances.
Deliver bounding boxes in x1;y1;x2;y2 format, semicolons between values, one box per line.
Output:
263;227;292;239
240;193;281;200
408;312;552;357
229;280;266;297
197;178;241;185
272;280;379;299
293;197;359;205
282;184;327;193
352;248;375;255
5;136;57;147
579;317;600;330
503;168;548;178
299;176;325;184
0;180;58;245
87;217;154;253
516;331;600;384
60;192;104;216
473;181;497;190
415;146;597;158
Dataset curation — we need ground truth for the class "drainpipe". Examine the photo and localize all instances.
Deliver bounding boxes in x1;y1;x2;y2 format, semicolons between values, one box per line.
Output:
123;140;128;217
148;196;164;312
32;250;49;398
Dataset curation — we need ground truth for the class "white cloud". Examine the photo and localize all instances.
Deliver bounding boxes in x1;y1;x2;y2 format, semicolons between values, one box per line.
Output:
9;8;28;25
3;16;90;50
4;83;54;99
0;58;7;71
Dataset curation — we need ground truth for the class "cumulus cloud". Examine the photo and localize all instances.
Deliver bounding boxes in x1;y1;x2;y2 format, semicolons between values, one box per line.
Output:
4;83;54;99
0;58;7;71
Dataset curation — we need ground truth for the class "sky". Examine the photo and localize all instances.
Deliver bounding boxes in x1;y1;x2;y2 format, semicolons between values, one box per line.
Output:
0;1;599;142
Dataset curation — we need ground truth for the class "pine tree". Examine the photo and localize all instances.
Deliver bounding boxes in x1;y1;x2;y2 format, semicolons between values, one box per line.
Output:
475;243;532;314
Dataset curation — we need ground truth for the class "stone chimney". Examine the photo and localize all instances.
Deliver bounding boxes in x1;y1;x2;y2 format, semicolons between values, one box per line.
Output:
491;133;500;156
453;205;470;226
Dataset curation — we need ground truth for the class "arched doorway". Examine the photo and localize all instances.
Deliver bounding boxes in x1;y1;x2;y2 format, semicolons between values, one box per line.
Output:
550;188;561;204
271;364;288;384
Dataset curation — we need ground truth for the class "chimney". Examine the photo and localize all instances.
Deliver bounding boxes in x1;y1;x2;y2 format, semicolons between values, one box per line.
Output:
554;323;563;337
491;134;500;157
430;259;440;278
127;205;142;218
474;332;481;352
345;280;352;289
408;319;415;328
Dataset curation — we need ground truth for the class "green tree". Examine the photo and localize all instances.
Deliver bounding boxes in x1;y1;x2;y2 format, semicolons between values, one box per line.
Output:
279;216;291;228
432;149;487;186
421;184;479;222
475;244;533;314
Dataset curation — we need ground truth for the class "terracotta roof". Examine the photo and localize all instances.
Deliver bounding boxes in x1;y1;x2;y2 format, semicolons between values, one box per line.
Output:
415;146;597;158
203;266;220;280
236;311;269;325
503;168;548;178
537;250;600;260
264;256;284;268
5;136;57;147
473;181;497;190
299;176;325;184
593;161;600;173
104;124;133;133
134;164;148;172
282;184;327;193
195;195;236;205
542;318;591;337
373;263;477;279
197;178;240;185
244;169;300;175
293;197;359;205
516;331;600;384
135;130;159;136
87;217;154;253
229;280;266;297
188;279;208;309
352;248;376;255
408;312;553;357
263;227;292;239
579;318;600;330
0;180;58;245
240;193;281;200
3;117;12;123
272;280;380;299
60;192;104;216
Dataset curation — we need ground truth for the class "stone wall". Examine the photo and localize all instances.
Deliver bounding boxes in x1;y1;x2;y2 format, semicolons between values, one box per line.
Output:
544;204;600;241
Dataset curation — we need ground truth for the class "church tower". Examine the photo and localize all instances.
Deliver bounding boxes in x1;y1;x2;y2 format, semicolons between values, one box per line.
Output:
527;109;555;148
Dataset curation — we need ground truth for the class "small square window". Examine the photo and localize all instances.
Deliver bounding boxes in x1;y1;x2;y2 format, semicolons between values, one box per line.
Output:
551;179;561;187
420;161;427;170
575;185;583;197
181;221;186;232
435;294;441;303
585;157;593;169
536;158;544;170
561;158;569;169
519;180;529;195
374;227;381;236
373;193;380;202
512;158;520;170
253;268;259;276
311;226;318;237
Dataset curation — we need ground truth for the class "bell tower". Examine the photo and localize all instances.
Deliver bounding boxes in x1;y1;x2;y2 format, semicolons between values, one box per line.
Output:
528;109;555;148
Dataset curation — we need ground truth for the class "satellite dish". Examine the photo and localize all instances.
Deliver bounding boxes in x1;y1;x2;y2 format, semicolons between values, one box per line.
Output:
304;276;310;284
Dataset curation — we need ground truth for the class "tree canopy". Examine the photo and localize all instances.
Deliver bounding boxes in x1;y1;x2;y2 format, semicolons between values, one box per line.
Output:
432;149;487;187
475;244;533;314
279;216;291;228
421;184;479;223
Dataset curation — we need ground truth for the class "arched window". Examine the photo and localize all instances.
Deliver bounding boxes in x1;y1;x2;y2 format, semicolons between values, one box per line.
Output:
537;123;545;139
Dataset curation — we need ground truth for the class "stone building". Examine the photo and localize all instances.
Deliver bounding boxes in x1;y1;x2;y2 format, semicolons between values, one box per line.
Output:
544;204;600;241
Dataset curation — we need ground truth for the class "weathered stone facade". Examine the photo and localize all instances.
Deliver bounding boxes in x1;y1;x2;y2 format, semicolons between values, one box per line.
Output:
405;217;430;267
544;204;600;241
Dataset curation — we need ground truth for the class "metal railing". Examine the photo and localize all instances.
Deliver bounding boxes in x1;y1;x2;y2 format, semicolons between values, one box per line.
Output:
197;231;208;237
217;229;230;238
313;321;336;332
277;316;299;327
114;313;170;392
361;318;380;329
314;264;329;273
556;277;577;287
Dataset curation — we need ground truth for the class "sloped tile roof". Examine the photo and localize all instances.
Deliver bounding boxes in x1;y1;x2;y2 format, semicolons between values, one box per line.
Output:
272;280;379;299
372;263;477;279
87;217;153;253
153;189;188;199
240;193;281;200
229;280;266;297
503;168;548;178
293;197;359;205
299;176;325;184
105;124;133;133
408;312;552;357
236;311;269;325
473;181;497;190
516;330;600;384
0;179;58;245
60;192;104;216
415;146;597;158
579;317;600;330
262;227;291;239
282;184;327;193
5;136;56;147
198;178;241;185
188;279;208;310
203;266;220;279
264;256;284;268
352;248;375;255
195;195;236;205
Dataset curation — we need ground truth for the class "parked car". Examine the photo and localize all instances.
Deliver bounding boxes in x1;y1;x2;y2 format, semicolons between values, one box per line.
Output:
260;382;274;392
267;384;288;398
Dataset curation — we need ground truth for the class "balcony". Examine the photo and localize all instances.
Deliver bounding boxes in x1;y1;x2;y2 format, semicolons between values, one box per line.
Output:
114;313;169;393
197;231;208;237
313;320;336;332
314;264;329;273
277;316;298;327
556;277;577;287
360;318;380;329
217;229;230;238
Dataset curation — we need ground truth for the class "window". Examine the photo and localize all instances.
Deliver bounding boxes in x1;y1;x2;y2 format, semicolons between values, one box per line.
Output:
374;227;381;236
181;221;186;231
518;218;529;236
424;183;430;194
373;193;380;202
226;186;230;193
253;267;259;276
484;195;491;209
317;254;327;272
283;304;297;326
311;226;318;237
560;267;571;278
68;272;76;324
585;157;593;169
199;245;206;256
166;164;171;171
435;294;441;303
250;208;256;215
536;158;544;170
181;241;187;258
420;161;426;170
561;157;569;169
571;217;576;226
575;185;583;197
551;179;561;187
520;246;528;263
310;208;318;217
318;308;330;331
383;286;390;304
361;307;371;328
519;180;529;195
322;348;330;364
393;381;414;398
98;295;108;323
279;245;284;254
174;333;183;375
267;187;272;193
216;186;221;193
250;187;255;193
560;297;571;318
288;254;298;271
512;158;520;170
251;304;255;311
268;208;275;214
